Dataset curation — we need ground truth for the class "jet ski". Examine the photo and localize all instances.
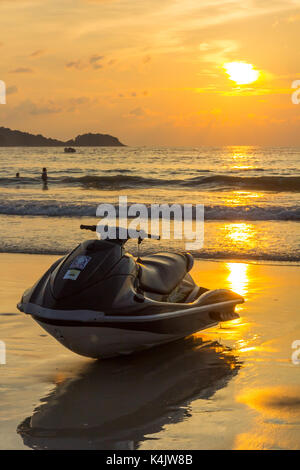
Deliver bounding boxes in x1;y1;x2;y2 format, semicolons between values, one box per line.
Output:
17;224;244;359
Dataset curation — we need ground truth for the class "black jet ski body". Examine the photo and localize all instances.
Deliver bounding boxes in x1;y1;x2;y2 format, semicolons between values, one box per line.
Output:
17;227;244;358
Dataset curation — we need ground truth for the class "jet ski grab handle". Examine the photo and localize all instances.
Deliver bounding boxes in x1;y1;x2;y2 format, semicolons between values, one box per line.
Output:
80;225;160;244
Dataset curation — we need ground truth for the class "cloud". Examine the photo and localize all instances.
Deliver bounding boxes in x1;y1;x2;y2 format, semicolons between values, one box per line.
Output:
89;54;103;63
116;90;149;99
198;39;240;64
29;49;45;58
10;67;33;73
69;96;90;105
67;96;90;109
65;60;86;70
6;85;18;95
25;101;61;115
66;55;105;70
65;96;93;112
142;55;151;63
126;106;157;118
89;54;104;69
92;63;103;69
128;107;145;116
71;0;300;59
1;100;62;121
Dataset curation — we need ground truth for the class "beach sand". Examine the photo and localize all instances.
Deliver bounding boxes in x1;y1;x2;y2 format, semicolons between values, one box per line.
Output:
0;253;300;450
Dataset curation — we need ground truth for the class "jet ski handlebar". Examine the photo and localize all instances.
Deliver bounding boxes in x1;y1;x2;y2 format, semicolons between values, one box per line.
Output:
80;224;160;242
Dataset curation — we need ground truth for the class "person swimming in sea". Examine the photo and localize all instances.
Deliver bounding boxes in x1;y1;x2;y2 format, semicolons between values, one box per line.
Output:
41;167;48;190
41;167;48;182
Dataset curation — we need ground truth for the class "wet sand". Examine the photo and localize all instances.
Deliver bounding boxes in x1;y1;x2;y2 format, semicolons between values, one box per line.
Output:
0;253;300;450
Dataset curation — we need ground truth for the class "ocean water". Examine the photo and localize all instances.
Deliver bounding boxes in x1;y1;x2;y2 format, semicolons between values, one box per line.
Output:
0;145;299;262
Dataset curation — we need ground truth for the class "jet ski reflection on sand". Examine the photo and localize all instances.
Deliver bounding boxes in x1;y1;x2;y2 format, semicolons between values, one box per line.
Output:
17;225;244;359
18;337;241;450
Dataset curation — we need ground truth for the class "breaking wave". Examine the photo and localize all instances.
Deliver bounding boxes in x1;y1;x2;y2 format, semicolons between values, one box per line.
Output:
0;199;299;220
1;174;300;191
0;244;299;263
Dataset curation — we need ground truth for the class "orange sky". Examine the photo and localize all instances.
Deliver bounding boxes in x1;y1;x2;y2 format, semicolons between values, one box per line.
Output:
1;0;300;146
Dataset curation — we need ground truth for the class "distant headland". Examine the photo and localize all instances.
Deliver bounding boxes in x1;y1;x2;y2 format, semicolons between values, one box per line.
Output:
0;127;125;147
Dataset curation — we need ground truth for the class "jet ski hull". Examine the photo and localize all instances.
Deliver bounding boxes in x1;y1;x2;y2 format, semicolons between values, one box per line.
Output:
20;299;241;358
34;322;182;358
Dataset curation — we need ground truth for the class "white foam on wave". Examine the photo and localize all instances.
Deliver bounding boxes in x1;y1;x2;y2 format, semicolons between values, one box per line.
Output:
0;199;299;221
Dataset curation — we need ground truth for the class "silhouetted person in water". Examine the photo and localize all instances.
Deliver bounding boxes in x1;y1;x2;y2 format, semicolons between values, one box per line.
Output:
42;167;48;182
42;167;48;190
15;172;20;178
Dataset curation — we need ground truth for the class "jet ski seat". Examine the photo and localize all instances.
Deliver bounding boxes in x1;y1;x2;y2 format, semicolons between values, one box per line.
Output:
138;252;193;295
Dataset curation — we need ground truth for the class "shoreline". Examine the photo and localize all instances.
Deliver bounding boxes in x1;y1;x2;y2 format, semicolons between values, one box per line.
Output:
1;251;299;267
0;215;298;264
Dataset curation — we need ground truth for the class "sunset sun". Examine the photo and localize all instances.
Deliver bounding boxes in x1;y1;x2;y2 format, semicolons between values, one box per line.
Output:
224;62;259;85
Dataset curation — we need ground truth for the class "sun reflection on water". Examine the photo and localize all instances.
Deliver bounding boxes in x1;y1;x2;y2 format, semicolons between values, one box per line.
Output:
221;191;264;207
229;146;254;159
225;146;260;172
226;223;255;245
226;262;249;297
220;223;257;259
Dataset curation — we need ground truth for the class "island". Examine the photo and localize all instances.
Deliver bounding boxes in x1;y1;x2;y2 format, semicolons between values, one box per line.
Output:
0;127;125;147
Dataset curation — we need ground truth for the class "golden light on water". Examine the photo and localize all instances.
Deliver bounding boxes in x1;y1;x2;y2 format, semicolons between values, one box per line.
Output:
227;223;254;243
224;146;259;172
226;262;249;296
229;146;255;164
222;223;257;254
237;386;300;421
230;148;251;159
232;165;254;170
222;192;264;206
224;62;260;85
235;387;300;450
